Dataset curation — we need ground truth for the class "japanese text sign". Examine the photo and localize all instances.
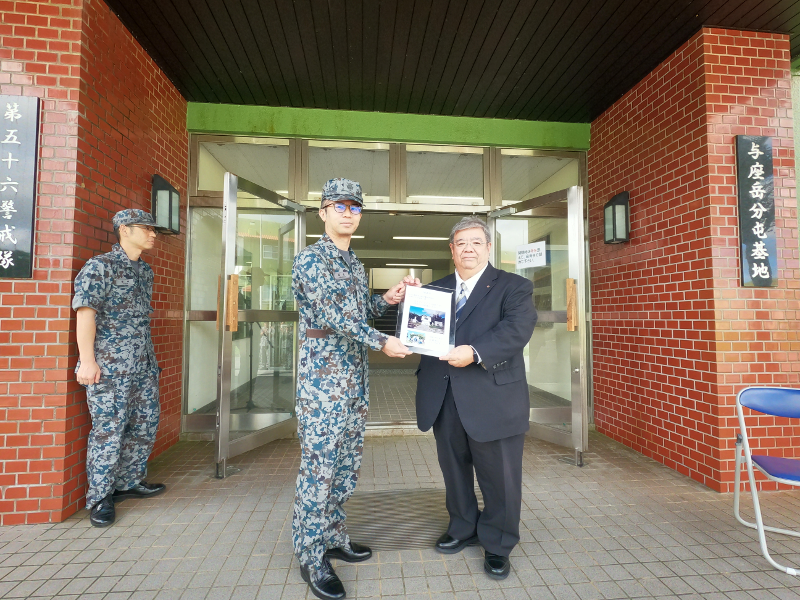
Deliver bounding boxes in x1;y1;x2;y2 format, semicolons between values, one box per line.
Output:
516;240;546;269
0;96;40;278
736;135;776;287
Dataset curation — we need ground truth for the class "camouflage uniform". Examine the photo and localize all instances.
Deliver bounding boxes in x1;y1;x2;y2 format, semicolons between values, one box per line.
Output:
291;232;388;573
73;242;160;509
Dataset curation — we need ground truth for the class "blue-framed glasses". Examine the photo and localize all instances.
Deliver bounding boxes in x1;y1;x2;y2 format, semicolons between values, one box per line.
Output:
325;202;362;215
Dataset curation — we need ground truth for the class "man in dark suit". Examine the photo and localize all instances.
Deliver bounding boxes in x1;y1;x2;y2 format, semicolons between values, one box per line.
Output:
415;216;536;579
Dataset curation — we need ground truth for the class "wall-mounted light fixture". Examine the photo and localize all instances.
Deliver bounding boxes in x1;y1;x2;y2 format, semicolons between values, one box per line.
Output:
152;174;180;234
603;191;630;244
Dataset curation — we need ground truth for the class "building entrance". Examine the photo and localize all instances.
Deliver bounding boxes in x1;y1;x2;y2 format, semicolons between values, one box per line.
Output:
183;135;590;475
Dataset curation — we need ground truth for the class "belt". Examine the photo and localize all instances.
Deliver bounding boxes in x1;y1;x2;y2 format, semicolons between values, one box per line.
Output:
305;327;333;338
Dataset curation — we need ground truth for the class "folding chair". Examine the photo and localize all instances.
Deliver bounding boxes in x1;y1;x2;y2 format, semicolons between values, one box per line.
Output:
734;386;800;576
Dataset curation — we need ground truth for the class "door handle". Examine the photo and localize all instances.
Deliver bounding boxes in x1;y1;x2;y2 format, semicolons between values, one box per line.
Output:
226;274;239;332
566;278;577;332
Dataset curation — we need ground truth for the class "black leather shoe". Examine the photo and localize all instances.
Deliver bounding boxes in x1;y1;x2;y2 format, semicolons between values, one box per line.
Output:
89;494;115;528
484;551;511;579
325;541;372;563
435;532;479;554
299;557;346;600
112;482;166;502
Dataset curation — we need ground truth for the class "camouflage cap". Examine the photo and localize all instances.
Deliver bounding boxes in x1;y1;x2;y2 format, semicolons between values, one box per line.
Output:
321;178;363;207
112;209;158;230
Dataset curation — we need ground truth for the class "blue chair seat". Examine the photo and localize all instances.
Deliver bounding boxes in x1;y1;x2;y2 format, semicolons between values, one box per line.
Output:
752;455;800;483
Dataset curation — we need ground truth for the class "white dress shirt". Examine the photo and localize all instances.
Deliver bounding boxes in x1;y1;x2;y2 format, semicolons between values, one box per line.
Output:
454;263;489;301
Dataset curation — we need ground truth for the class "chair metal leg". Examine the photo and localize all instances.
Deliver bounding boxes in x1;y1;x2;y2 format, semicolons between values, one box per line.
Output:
735;436;800;576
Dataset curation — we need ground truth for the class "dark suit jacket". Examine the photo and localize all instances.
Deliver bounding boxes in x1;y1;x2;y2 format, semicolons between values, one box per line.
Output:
415;263;537;442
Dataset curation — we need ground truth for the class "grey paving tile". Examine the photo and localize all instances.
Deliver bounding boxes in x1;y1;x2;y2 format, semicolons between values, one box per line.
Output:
0;433;797;600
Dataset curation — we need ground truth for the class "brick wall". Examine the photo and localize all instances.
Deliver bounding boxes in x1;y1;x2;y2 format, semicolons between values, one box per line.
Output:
0;0;187;524
589;28;799;492
78;0;187;460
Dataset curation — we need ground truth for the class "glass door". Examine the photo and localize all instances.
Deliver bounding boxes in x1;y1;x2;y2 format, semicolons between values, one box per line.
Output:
215;172;306;477
488;186;588;461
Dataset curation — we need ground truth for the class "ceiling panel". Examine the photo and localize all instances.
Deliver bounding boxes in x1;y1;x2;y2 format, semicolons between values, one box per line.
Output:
105;0;800;123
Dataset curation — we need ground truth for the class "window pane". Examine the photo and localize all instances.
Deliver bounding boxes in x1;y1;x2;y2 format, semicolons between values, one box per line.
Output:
495;209;573;434
155;189;170;229
501;150;578;205
171;191;180;232
235;210;296;311
407;145;484;205
604;205;614;241
308;140;390;203
188;207;222;311
198;140;290;194
186;321;218;414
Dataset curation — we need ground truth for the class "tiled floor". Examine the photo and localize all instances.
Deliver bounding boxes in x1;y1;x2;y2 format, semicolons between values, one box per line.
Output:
368;371;418;423
2;431;800;600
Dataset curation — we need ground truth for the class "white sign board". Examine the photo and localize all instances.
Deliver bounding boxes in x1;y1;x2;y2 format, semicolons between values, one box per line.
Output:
516;241;546;269
398;285;454;357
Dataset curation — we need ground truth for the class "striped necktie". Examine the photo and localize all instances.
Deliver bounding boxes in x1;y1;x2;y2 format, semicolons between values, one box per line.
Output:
455;282;468;321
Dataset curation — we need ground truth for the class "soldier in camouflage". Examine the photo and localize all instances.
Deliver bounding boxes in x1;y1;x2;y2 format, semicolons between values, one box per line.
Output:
73;209;168;528
292;178;418;600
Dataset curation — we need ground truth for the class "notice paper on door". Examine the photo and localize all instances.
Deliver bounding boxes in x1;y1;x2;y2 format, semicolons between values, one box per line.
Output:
516;240;546;269
396;285;455;357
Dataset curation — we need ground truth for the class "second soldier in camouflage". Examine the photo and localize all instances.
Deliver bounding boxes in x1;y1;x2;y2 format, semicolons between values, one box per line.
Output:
73;209;168;528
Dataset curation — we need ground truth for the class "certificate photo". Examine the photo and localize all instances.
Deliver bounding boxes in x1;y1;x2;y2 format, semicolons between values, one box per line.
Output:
397;285;454;357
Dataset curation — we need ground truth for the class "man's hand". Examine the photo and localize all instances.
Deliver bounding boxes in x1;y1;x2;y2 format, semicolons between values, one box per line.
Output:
439;345;474;368
76;307;100;385
382;336;413;357
76;359;102;385
383;275;422;305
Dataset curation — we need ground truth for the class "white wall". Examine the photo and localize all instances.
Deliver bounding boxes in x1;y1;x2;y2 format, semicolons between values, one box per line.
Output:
525;160;579;199
198;145;227;191
371;268;433;289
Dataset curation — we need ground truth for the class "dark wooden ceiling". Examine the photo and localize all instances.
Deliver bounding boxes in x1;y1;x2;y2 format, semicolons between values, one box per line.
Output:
105;0;800;123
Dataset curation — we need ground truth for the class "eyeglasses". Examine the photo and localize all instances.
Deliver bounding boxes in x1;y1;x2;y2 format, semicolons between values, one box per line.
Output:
453;239;486;250
128;224;157;234
324;202;362;215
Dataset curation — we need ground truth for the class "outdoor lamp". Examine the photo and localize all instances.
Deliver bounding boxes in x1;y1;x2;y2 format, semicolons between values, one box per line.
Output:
603;191;629;244
152;174;181;234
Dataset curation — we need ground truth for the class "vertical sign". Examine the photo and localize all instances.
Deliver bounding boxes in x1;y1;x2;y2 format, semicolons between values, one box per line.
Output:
736;135;776;287
0;96;40;279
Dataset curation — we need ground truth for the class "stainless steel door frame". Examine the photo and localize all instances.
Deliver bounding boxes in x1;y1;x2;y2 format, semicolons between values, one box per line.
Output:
568;185;589;455
487;186;589;457
215;172;237;476
215;172;306;477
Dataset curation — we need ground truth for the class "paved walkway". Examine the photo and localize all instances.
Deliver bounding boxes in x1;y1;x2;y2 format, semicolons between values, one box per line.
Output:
368;371;418;424
1;432;799;599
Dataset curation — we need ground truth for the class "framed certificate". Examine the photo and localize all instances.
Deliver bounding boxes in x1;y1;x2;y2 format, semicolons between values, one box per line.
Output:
396;285;456;357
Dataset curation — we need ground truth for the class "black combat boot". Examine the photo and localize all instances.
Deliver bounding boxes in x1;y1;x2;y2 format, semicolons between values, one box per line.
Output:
325;540;372;563
300;556;346;600
89;494;115;527
112;481;166;502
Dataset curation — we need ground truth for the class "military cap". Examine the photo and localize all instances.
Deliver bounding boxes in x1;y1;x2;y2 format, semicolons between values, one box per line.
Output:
321;178;363;207
112;209;160;231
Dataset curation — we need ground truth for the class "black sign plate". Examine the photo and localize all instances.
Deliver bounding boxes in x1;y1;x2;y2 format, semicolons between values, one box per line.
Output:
0;95;40;279
736;135;776;287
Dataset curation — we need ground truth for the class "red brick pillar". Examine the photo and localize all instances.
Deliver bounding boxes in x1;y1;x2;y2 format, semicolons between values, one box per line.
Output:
0;0;187;524
588;28;799;492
